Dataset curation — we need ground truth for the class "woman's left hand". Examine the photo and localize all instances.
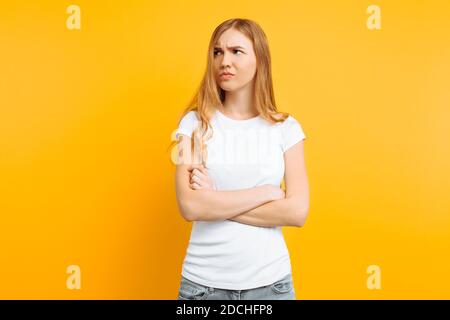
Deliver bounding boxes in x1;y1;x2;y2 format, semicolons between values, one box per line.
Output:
188;164;216;190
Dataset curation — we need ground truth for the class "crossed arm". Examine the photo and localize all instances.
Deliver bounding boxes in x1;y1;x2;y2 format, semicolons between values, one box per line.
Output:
174;134;309;228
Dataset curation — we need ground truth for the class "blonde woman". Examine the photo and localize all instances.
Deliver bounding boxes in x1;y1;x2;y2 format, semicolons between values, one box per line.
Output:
172;18;309;300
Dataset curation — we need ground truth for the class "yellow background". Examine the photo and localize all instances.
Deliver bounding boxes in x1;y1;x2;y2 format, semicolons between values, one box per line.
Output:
1;0;449;299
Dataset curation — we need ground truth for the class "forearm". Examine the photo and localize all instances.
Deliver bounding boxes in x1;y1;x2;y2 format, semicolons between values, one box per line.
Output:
186;185;276;221
229;196;305;228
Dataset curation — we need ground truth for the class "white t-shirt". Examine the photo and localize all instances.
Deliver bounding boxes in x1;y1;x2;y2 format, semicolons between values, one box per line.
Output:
175;108;306;290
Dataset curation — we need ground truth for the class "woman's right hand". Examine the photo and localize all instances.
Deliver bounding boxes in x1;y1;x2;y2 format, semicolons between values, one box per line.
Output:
262;184;285;201
188;164;216;190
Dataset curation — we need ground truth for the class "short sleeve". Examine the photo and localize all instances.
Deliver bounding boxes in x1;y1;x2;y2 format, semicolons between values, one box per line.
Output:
281;116;306;152
175;111;200;139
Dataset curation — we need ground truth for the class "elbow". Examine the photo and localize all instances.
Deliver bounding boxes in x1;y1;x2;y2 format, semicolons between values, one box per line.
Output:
288;196;309;228
177;190;218;222
177;198;199;222
292;206;309;228
183;211;197;222
288;197;309;227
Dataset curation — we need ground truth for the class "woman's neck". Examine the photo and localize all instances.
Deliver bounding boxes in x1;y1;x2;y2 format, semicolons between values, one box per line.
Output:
221;82;258;119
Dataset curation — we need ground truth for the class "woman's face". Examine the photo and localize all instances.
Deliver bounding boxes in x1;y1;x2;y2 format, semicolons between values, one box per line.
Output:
213;28;257;92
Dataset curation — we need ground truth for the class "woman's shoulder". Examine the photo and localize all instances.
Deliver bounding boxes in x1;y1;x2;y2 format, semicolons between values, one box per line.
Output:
182;110;199;120
272;112;301;127
178;110;201;127
176;110;201;139
273;112;306;151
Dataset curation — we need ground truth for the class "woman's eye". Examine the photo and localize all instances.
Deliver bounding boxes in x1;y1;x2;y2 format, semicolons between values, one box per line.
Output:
213;50;242;56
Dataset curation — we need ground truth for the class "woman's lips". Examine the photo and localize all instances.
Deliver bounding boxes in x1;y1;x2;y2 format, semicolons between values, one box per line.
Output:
220;74;234;80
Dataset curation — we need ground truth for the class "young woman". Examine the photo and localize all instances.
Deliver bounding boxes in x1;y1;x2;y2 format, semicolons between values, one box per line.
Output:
172;18;309;300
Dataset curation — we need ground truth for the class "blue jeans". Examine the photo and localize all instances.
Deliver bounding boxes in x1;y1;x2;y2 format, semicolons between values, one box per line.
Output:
177;273;296;300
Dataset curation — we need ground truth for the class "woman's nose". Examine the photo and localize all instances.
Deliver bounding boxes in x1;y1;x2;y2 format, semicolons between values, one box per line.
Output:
221;52;232;67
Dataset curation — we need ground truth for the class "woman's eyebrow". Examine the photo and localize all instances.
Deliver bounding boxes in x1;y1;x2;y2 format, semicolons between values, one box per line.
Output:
214;45;246;50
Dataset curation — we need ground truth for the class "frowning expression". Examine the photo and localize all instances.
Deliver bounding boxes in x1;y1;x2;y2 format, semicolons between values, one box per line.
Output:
213;28;257;92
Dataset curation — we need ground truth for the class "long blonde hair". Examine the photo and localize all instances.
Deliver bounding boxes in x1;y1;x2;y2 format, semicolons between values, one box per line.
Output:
169;18;290;166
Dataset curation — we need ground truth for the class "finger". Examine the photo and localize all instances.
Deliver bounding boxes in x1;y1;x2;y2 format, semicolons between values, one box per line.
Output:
191;174;201;184
194;167;209;178
189;169;197;180
191;182;201;190
193;175;209;189
192;168;207;180
190;174;199;185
